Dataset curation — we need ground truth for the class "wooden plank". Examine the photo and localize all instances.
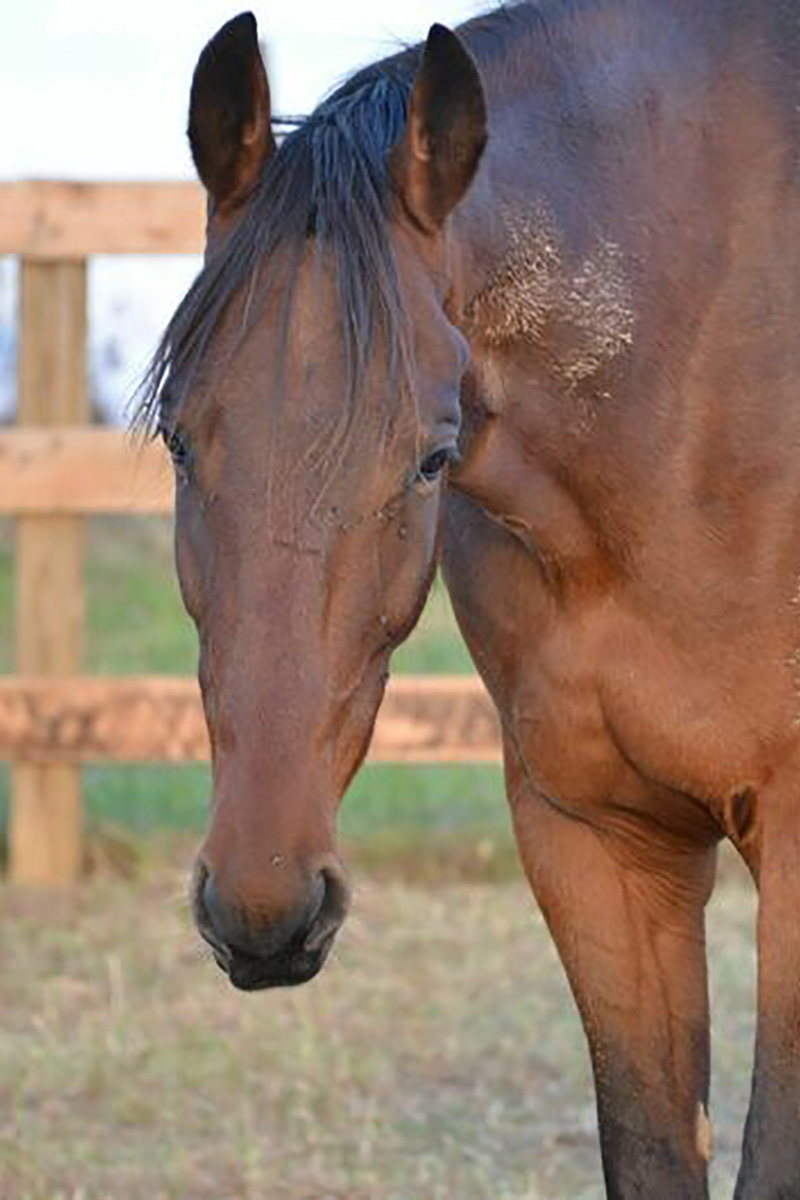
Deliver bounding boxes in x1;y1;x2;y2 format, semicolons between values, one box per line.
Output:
10;260;89;884
0;676;502;765
0;181;205;258
0;429;172;514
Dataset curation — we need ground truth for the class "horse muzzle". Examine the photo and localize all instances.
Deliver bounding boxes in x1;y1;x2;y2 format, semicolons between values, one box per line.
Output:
192;858;350;990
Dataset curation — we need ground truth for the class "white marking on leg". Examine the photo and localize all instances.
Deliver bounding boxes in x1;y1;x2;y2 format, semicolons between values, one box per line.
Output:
695;1102;715;1162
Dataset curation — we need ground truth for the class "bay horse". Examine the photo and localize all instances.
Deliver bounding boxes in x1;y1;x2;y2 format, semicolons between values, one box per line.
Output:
139;3;800;1196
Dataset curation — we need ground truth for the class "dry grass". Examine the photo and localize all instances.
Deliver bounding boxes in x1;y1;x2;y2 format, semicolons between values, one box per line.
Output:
0;849;756;1200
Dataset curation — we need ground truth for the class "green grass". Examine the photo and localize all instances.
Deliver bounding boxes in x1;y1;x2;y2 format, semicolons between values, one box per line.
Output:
0;517;510;873
84;517;197;675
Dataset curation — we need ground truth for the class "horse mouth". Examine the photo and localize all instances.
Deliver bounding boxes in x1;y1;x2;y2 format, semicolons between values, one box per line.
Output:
214;928;338;991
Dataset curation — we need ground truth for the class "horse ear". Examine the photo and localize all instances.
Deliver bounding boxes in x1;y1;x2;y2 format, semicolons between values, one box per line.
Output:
188;12;275;213
392;24;488;232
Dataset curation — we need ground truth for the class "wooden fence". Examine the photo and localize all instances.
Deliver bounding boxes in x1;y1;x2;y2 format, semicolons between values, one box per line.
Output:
0;181;501;886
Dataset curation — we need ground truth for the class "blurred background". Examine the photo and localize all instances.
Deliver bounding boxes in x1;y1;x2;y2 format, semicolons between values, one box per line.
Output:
0;4;755;1198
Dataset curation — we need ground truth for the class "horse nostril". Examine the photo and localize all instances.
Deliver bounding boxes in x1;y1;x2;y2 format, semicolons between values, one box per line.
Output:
193;867;230;955
304;865;351;953
200;872;226;934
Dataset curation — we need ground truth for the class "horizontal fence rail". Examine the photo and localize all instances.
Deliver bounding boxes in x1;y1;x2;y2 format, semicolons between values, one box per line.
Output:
0;429;171;514
0;677;502;765
0;180;205;257
0;180;500;885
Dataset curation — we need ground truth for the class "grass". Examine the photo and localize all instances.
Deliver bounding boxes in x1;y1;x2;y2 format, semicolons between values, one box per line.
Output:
0;516;510;875
0;854;756;1199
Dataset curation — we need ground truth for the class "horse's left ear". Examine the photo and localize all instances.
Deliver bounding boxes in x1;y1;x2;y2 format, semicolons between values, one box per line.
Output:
392;24;488;232
188;12;275;214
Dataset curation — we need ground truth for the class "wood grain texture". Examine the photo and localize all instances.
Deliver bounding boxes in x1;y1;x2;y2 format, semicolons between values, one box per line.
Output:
0;676;502;765
11;260;89;884
0;181;205;257
0;429;172;514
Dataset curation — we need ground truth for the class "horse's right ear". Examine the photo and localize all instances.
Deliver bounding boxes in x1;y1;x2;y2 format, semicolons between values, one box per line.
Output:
188;12;275;214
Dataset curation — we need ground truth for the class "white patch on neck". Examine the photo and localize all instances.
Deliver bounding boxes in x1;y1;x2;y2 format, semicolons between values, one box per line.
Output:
467;205;635;391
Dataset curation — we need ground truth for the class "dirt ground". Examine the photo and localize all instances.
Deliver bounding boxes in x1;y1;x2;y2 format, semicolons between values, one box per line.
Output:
0;849;757;1200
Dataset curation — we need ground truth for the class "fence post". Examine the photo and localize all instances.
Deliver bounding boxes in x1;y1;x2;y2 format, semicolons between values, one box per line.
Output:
9;258;88;883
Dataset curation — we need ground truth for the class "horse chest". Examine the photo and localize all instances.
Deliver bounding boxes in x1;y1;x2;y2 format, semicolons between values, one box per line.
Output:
443;491;631;810
444;491;797;826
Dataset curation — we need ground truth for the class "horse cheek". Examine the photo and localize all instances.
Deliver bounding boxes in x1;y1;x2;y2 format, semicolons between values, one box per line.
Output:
174;490;208;629
376;494;441;649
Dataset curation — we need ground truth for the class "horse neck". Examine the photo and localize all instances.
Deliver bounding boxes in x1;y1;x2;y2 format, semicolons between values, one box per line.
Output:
447;0;800;597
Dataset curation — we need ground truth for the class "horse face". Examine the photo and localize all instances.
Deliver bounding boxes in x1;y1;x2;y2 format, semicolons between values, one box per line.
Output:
161;14;486;990
175;241;468;990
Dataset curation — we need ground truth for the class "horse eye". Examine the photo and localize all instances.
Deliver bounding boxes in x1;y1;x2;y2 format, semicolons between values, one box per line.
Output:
161;425;191;472
418;447;454;484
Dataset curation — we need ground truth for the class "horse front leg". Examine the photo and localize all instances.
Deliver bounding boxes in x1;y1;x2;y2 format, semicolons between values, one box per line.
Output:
510;775;717;1200
734;783;800;1200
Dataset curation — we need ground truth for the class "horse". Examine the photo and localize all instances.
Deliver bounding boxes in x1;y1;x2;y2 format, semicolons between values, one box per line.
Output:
138;3;800;1196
